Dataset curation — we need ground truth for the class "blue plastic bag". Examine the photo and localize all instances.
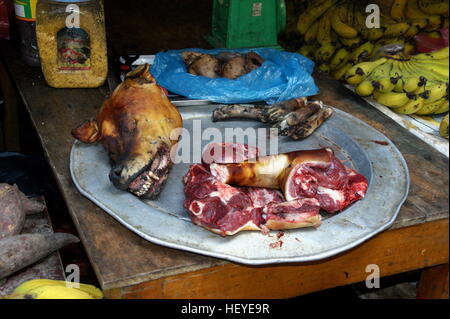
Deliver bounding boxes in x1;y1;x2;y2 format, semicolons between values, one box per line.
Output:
150;48;318;104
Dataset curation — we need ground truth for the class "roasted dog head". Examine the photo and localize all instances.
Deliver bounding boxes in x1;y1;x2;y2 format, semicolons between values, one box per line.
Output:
72;64;183;198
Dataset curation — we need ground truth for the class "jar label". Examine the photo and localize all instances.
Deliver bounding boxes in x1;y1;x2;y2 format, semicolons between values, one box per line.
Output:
14;0;37;21
56;27;91;72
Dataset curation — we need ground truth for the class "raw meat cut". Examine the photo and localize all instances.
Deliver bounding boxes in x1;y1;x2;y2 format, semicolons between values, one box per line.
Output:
183;143;324;236
211;148;368;214
183;164;321;236
184;144;367;236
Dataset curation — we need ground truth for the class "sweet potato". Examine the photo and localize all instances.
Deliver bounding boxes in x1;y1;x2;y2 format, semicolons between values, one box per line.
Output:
0;233;79;279
0;184;26;239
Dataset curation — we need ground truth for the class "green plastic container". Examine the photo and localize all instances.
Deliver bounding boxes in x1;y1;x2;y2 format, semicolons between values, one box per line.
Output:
206;0;286;49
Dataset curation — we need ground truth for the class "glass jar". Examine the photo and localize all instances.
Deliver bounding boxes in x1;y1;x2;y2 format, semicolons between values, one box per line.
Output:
36;0;107;88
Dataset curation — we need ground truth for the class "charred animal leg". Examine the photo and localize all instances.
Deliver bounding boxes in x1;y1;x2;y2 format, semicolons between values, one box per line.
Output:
212;104;271;123
283;106;334;140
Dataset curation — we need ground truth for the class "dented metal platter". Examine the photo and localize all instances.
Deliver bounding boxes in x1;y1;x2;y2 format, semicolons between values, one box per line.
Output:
70;105;410;265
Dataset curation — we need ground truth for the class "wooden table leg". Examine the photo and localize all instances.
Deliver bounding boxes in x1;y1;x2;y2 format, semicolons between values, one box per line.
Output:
417;264;449;299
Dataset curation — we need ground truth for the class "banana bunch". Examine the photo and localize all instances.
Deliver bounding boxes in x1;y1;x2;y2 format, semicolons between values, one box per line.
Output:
4;279;104;299
345;46;449;116
295;0;448;78
391;0;448;31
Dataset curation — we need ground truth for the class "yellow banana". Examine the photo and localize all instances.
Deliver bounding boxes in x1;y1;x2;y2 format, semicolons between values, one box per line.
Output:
318;63;331;73
298;43;318;60
412;60;449;79
421;82;449;103
393;96;425;114
329;47;351;71
440;114;449;139
315;43;337;63
7;279;104;299
415;96;446;115
7;285;96;299
355;79;376;96
317;7;334;46
434;98;450;114
331;5;358;39
394;77;406;92
297;0;337;35
413;46;449;60
383;21;412;38
404;42;416;55
339;36;362;48
349;41;375;63
425;31;443;38
368;61;395;93
404;19;428;38
406;0;443;31
345;57;387;85
418;0;449;16
366;27;386;41
391;0;409;21
373;91;412;108
403;77;428;93
304;19;320;43
332;62;353;81
354;6;371;40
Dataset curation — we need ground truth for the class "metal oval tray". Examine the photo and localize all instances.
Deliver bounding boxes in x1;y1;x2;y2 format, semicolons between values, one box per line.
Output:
70;105;410;265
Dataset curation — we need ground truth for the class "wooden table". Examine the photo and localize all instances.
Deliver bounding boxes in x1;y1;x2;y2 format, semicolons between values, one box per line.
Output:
1;41;448;299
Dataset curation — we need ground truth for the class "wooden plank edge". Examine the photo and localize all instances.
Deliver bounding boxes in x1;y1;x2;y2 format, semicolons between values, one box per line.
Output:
103;219;449;299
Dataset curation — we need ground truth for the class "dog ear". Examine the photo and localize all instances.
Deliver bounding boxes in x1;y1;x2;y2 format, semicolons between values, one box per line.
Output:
71;119;100;144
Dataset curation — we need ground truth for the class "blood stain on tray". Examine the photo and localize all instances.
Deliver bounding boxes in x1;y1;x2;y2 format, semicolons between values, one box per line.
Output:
372;140;389;146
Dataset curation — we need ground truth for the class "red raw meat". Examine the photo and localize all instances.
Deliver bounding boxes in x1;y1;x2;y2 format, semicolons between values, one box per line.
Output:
184;144;367;236
210;148;368;214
